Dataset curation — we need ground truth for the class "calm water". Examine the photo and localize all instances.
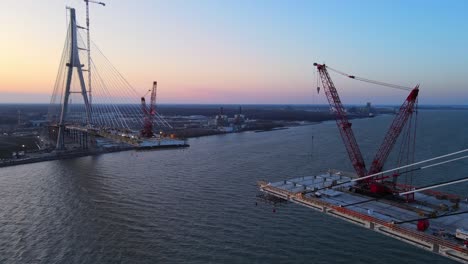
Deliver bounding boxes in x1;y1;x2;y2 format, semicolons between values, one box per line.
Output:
0;110;467;263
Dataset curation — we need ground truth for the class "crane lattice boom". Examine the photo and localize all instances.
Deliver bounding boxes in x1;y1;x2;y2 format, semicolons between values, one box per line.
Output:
368;86;419;175
314;63;368;177
140;81;158;138
150;81;157;115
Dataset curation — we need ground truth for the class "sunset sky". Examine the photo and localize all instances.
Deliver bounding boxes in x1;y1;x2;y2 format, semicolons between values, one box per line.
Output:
1;0;467;104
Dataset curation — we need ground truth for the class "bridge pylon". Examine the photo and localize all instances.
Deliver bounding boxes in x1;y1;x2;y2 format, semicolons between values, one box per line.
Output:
56;8;92;150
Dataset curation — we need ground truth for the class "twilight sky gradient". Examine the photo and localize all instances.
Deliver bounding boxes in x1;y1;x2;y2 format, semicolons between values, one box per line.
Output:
1;0;467;104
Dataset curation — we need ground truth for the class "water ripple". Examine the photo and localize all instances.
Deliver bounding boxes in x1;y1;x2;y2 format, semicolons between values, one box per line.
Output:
0;110;465;263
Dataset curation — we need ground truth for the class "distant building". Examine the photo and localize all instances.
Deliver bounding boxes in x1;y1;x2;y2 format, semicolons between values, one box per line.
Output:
212;106;247;132
215;114;228;127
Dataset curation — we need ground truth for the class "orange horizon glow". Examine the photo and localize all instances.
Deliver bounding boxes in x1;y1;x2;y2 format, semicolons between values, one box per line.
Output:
1;1;468;105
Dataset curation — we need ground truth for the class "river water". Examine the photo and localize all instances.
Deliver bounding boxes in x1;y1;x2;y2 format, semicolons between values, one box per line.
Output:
0;110;467;263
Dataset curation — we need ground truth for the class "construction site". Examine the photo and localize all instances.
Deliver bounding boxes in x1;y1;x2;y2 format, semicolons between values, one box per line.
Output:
2;2;467;262
258;63;468;263
0;4;192;168
44;5;188;151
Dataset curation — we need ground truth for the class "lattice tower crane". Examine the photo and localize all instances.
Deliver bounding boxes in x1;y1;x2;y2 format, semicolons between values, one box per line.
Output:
314;63;419;193
141;81;157;138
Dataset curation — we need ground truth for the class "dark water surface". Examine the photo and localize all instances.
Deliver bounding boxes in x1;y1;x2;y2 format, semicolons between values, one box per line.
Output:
1;110;467;263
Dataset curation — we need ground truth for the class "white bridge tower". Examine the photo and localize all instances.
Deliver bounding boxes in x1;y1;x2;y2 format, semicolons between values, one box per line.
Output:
56;8;91;150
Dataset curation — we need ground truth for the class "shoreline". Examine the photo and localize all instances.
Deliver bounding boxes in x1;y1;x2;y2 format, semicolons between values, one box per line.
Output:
0;124;309;168
0;116;367;169
0;143;189;169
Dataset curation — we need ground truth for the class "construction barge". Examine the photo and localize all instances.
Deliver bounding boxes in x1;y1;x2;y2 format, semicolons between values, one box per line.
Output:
258;170;468;263
255;63;468;263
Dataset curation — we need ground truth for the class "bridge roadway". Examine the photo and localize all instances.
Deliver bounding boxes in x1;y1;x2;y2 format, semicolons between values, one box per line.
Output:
66;125;141;146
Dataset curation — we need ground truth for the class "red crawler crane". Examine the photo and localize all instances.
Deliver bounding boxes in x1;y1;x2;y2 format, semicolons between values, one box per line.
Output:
141;81;158;138
314;63;419;194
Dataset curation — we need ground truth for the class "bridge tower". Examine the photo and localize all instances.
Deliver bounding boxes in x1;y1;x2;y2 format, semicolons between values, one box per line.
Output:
56;8;92;150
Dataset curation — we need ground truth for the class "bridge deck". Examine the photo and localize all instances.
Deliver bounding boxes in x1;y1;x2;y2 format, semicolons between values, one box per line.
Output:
259;172;468;263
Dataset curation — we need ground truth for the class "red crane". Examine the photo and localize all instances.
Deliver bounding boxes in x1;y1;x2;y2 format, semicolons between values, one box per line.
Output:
314;63;420;190
314;63;368;177
141;81;158;138
368;86;419;175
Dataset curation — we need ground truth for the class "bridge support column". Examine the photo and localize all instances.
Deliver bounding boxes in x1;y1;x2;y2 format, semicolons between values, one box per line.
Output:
84;133;88;149
56;125;66;150
56;8;92;150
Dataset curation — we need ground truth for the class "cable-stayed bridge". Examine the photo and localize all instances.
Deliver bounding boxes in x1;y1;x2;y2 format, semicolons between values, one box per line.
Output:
47;7;182;151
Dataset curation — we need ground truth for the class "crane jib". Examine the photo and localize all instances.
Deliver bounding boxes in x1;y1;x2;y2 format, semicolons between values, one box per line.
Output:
314;63;368;177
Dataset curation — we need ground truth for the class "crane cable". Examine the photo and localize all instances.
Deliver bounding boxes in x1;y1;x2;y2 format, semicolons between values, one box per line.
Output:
325;65;413;91
393;210;468;225
304;148;468;194
399;176;468;196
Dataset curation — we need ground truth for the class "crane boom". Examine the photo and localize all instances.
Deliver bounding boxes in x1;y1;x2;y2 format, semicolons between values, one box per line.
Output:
141;97;148;115
150;81;157;115
84;0;106;6
141;96;152;137
314;63;368;177
140;82;157;138
368;86;419;175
